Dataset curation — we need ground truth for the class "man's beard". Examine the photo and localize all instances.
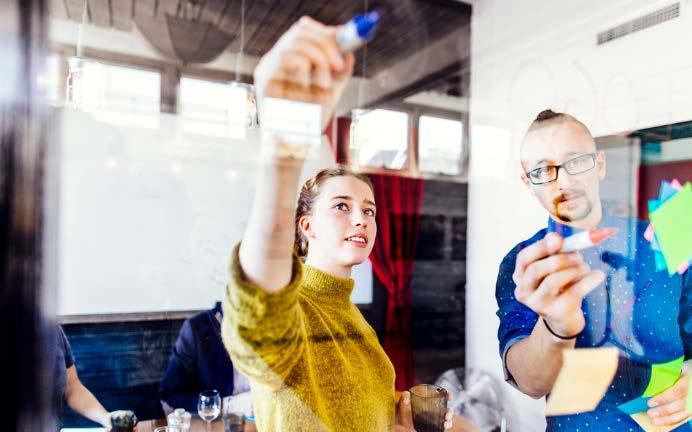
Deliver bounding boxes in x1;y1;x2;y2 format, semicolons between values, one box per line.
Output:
552;189;592;222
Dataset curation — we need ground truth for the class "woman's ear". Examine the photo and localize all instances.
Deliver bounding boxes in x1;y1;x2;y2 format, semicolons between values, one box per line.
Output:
299;215;314;239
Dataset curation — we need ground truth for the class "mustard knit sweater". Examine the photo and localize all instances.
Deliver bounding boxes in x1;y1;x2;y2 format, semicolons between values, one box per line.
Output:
221;245;396;431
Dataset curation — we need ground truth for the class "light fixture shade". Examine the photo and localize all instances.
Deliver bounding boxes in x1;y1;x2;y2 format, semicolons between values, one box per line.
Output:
135;13;235;64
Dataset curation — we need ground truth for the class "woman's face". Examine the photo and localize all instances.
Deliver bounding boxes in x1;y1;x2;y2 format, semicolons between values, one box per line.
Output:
301;175;377;269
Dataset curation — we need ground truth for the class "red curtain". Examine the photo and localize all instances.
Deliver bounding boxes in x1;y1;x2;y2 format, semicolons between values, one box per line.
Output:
324;116;351;163
368;173;424;391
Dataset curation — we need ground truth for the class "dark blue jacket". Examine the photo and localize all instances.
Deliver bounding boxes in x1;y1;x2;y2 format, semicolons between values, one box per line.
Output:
158;303;234;413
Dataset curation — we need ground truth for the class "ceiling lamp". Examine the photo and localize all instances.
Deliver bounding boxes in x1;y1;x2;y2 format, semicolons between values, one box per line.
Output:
135;0;235;64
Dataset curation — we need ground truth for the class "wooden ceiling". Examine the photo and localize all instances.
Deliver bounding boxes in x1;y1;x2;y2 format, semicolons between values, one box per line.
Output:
49;0;472;76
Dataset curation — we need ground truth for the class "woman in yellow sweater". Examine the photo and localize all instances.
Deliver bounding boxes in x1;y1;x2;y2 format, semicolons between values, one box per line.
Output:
221;16;454;432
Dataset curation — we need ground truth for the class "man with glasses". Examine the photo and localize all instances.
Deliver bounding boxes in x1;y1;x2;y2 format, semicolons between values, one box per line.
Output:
495;109;691;431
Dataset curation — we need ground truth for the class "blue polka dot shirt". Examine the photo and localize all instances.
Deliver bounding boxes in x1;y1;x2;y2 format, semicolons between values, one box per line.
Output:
495;212;692;431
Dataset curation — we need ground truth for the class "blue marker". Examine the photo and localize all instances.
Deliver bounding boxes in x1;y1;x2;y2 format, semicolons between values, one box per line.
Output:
336;11;381;52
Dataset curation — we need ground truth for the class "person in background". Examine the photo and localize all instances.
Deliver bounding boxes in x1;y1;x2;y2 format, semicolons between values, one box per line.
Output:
54;325;125;431
159;302;253;417
495;109;691;431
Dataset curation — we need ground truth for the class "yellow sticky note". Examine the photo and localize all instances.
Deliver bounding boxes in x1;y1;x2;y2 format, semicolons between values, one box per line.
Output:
545;348;619;416
630;412;690;432
644;356;684;397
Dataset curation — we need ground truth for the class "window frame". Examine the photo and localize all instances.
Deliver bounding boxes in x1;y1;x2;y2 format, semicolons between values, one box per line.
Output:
49;43;253;114
48;44;469;181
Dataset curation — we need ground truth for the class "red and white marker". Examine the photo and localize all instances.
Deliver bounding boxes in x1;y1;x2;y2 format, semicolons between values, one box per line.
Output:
560;228;618;253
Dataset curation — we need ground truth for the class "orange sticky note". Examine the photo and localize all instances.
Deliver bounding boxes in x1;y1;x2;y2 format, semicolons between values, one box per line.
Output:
545;348;619;416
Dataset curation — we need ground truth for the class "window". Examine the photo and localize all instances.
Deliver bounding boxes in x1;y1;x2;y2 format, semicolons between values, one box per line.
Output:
349;109;409;170
345;108;467;178
81;60;161;128
178;77;254;139
418;115;464;175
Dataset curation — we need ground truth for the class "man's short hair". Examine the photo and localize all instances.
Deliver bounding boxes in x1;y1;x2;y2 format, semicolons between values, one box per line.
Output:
534;109;563;122
520;109;596;159
526;108;592;137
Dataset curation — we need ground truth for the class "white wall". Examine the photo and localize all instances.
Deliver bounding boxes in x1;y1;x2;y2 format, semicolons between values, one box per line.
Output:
467;1;692;430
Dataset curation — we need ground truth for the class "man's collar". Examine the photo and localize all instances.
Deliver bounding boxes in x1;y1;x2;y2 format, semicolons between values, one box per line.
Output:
212;301;223;316
547;216;577;237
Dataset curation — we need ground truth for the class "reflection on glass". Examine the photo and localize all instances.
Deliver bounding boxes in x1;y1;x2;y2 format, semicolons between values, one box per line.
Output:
78;59;161;128
66;56;85;110
37;53;60;104
350;108;409;169
179;77;255;139
418;115;463;175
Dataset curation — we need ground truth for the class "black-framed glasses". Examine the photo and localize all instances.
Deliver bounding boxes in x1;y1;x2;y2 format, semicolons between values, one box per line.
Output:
526;153;597;185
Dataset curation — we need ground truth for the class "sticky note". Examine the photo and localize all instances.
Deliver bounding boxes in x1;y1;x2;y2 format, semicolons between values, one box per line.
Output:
671;179;682;190
649;199;662;214
645;224;655;242
545;348;618;416
643;356;684;397
651;235;661;251
630;412;690;432
654;252;667;272
618;396;651;415
658;181;678;203
649;183;692;275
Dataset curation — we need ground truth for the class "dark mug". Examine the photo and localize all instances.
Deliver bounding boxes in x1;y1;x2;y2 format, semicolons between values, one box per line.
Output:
409;384;448;432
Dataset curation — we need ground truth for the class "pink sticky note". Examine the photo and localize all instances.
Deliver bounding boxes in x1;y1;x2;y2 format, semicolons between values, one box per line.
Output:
644;224;655;242
678;261;690;275
671;179;682;190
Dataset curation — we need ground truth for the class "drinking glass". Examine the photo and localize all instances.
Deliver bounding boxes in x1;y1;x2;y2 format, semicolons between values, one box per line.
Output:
222;396;245;432
410;384;448;432
198;390;221;432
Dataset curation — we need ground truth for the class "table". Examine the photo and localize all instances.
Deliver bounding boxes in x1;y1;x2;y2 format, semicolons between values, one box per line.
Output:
137;418;257;432
138;415;477;432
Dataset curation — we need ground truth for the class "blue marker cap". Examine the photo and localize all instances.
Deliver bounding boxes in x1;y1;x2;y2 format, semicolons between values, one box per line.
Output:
336;10;382;52
352;11;381;41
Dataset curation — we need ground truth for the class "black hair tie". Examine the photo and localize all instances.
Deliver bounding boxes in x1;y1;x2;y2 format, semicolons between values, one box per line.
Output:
543;318;581;340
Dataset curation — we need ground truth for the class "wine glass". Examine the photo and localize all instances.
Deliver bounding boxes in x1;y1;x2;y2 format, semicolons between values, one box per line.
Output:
198;389;221;432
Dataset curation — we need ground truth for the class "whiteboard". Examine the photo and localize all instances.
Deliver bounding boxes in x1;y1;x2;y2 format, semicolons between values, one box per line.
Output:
56;109;372;316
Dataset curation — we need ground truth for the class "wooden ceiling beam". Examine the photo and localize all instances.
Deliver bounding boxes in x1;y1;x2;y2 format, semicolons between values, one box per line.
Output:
111;0;133;30
156;0;181;18
134;0;156;18
64;0;88;22
88;0;111;27
226;0;276;53
49;0;70;19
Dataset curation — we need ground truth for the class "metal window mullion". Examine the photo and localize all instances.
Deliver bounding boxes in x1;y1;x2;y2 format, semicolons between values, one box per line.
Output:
410;108;420;177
